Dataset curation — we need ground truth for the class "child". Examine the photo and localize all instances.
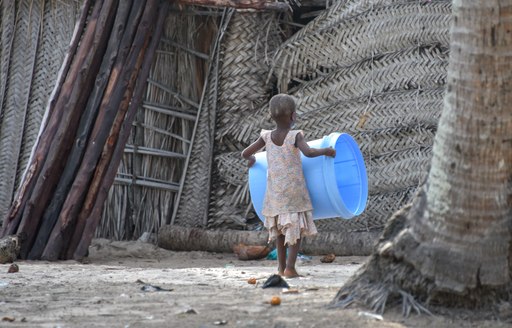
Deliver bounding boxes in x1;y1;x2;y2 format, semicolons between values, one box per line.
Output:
242;94;335;278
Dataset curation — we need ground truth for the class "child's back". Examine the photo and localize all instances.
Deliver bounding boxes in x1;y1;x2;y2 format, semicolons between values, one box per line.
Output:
242;94;335;278
260;129;312;219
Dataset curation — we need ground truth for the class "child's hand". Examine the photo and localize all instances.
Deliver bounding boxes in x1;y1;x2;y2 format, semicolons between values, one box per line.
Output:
247;156;256;168
325;147;336;158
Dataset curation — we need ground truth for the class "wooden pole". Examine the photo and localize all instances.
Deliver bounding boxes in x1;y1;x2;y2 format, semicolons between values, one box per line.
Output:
158;225;379;256
41;0;148;260
14;0;119;259
0;0;94;239
72;0;169;260
0;0;96;238
28;1;134;260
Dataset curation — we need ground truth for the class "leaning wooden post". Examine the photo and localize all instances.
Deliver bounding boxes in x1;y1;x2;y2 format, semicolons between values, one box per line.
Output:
0;0;95;238
13;0;118;259
40;0;148;260
28;1;134;260
72;0;169;260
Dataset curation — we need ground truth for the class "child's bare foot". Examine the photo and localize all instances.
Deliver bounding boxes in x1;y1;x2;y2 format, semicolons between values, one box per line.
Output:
283;268;300;278
278;270;285;276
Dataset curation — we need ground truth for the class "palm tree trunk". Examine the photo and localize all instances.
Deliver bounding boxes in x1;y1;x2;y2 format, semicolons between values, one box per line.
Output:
333;0;512;313
404;0;512;291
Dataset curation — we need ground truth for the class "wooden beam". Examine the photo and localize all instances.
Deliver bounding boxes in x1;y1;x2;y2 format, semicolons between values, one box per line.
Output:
174;0;291;11
0;0;95;239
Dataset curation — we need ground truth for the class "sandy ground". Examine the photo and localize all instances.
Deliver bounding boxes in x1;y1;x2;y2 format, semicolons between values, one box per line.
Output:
0;239;510;328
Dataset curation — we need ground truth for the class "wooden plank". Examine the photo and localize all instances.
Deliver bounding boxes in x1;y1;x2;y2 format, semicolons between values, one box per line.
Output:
136;122;192;143
147;78;200;108
142;102;197;121
114;177;180;191
160;38;209;60
123;145;187;159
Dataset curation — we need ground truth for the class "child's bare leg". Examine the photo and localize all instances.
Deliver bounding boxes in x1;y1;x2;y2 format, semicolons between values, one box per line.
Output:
284;238;301;278
276;234;286;276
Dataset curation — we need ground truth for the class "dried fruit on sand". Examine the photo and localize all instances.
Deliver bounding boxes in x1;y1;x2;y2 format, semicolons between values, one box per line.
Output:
270;296;281;306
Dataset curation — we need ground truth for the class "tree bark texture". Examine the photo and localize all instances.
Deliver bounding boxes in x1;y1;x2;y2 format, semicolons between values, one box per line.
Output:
158;225;379;256
0;0;168;260
333;0;512;313
403;0;512;292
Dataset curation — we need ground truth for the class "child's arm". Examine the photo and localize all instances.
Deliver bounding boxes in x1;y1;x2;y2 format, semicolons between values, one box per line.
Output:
296;133;336;158
242;137;265;167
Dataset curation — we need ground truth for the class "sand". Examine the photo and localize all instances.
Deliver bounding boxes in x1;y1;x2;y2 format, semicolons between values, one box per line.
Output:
0;238;509;328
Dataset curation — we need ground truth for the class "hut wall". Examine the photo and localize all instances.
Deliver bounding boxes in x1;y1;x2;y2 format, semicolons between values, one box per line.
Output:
0;0;453;243
271;0;452;232
207;11;284;229
97;7;219;240
181;0;452;233
0;0;82;226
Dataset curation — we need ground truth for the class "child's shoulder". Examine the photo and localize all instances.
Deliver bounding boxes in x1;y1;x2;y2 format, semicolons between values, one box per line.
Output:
289;129;304;138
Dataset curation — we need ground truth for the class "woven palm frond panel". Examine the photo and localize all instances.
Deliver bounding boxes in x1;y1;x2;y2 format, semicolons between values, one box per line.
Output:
0;2;16;120
271;0;451;91
213;12;283;146
0;0;81;225
206;0;451;232
20;1;83;188
233;45;447;145
206;12;284;229
298;87;444;138
171;9;234;229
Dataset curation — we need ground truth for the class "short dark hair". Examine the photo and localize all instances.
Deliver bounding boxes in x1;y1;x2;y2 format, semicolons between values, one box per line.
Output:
269;94;296;119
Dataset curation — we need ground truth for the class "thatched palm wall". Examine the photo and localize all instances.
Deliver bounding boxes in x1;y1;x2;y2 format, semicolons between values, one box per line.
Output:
0;0;453;242
273;0;452;231
208;12;284;228
0;0;82;224
191;0;452;232
97;7;219;240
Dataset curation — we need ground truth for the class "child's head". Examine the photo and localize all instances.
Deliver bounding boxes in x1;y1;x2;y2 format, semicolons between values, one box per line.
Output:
269;94;296;122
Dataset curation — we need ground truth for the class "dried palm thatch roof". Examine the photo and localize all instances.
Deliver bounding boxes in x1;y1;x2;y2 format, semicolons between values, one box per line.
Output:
196;0;451;232
0;0;82;223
